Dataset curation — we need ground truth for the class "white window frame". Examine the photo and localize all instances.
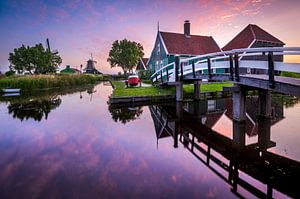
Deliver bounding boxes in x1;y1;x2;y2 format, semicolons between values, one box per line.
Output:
157;43;160;55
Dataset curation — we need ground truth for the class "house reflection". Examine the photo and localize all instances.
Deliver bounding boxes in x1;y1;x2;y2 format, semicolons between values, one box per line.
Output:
149;100;300;199
7;96;61;122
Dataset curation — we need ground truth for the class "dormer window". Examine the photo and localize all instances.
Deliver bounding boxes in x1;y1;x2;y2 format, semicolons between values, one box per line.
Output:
157;43;160;55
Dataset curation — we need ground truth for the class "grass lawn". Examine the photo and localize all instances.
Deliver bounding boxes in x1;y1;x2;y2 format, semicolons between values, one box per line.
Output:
112;81;175;97
281;71;300;78
111;81;233;97
183;82;233;93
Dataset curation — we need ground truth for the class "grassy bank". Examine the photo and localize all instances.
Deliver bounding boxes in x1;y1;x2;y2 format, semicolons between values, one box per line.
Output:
0;74;103;91
111;81;233;97
112;81;175;97
183;82;233;93
281;71;300;78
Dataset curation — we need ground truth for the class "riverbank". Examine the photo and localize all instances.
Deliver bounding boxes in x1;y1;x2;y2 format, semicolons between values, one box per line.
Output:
109;81;233;104
111;81;232;97
0;74;103;91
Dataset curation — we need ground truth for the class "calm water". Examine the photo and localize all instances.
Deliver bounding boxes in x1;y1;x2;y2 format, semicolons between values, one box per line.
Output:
0;82;300;198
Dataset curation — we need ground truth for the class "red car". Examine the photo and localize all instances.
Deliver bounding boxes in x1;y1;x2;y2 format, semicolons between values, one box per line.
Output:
127;75;141;87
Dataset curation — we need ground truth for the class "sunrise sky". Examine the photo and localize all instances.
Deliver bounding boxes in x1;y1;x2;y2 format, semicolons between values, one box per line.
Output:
1;0;300;74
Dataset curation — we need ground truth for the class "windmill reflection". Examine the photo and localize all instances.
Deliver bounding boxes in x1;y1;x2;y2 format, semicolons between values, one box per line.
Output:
149;99;300;199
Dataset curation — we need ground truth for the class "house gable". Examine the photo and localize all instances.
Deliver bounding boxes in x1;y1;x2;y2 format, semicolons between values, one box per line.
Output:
147;32;169;71
222;24;285;51
136;58;149;71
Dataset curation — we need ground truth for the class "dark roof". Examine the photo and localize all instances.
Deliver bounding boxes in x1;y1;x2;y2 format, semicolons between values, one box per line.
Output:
222;24;285;51
142;58;148;66
160;31;221;55
136;58;149;70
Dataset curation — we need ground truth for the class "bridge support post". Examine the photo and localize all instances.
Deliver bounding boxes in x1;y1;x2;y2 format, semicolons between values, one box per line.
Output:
259;90;271;118
174;102;183;148
176;82;183;101
174;117;179;149
257;116;271;152
233;121;246;150
232;85;246;122
194;81;201;100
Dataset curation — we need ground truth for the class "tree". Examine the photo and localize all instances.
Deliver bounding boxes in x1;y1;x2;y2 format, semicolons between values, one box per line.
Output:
8;43;62;74
107;39;144;74
108;106;143;124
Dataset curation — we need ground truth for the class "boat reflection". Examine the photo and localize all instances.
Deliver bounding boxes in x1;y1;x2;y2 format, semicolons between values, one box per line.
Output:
149;100;300;198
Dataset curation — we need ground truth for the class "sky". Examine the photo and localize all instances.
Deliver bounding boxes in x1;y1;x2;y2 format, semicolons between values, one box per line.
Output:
0;0;300;74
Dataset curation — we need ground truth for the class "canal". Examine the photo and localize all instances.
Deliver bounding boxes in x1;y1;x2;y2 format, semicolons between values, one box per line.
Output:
0;82;299;198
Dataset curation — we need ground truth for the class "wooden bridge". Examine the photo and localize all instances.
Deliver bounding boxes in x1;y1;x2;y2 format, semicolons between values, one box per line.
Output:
151;47;300;122
151;47;300;98
149;103;300;199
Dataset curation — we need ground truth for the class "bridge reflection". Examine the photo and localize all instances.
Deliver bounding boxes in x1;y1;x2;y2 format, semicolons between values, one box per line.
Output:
149;100;300;198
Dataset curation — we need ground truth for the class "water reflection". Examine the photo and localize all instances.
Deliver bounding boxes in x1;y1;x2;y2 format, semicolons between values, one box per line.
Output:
7;96;61;121
0;85;97;122
108;105;143;124
149;101;300;198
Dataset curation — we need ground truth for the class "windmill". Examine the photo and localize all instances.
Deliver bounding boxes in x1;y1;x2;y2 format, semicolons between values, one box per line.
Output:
45;38;59;72
84;53;102;74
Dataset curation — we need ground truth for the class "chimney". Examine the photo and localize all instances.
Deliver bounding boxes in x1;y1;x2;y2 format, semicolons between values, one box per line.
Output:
184;20;190;38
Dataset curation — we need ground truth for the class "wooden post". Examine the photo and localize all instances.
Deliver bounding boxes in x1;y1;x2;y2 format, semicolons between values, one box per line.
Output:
160;70;163;83
175;56;179;82
259;90;271;118
268;52;275;88
194;81;200;100
166;67;169;82
207;57;211;79
176;82;183;101
192;60;196;78
229;55;234;81
180;63;183;81
234;53;240;81
233;85;246;122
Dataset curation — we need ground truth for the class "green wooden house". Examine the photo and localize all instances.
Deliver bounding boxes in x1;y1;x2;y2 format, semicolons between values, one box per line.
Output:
60;65;80;74
147;20;222;74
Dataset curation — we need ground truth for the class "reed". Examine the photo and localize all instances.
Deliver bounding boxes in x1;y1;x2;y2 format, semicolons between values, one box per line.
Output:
0;74;103;90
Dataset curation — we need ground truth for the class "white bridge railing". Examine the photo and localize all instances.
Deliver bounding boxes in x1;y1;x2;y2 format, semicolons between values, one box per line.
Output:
151;47;300;86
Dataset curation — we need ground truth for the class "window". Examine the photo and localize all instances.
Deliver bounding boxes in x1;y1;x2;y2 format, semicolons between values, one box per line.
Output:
157;43;160;55
182;61;188;67
207;100;216;111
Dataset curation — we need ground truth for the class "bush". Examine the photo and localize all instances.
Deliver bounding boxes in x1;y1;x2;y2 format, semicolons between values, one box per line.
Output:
138;70;153;80
142;79;152;84
5;70;15;77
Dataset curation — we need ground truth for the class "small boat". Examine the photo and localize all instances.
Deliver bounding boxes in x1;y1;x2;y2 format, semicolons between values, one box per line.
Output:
2;88;21;93
2;93;20;97
127;75;141;86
